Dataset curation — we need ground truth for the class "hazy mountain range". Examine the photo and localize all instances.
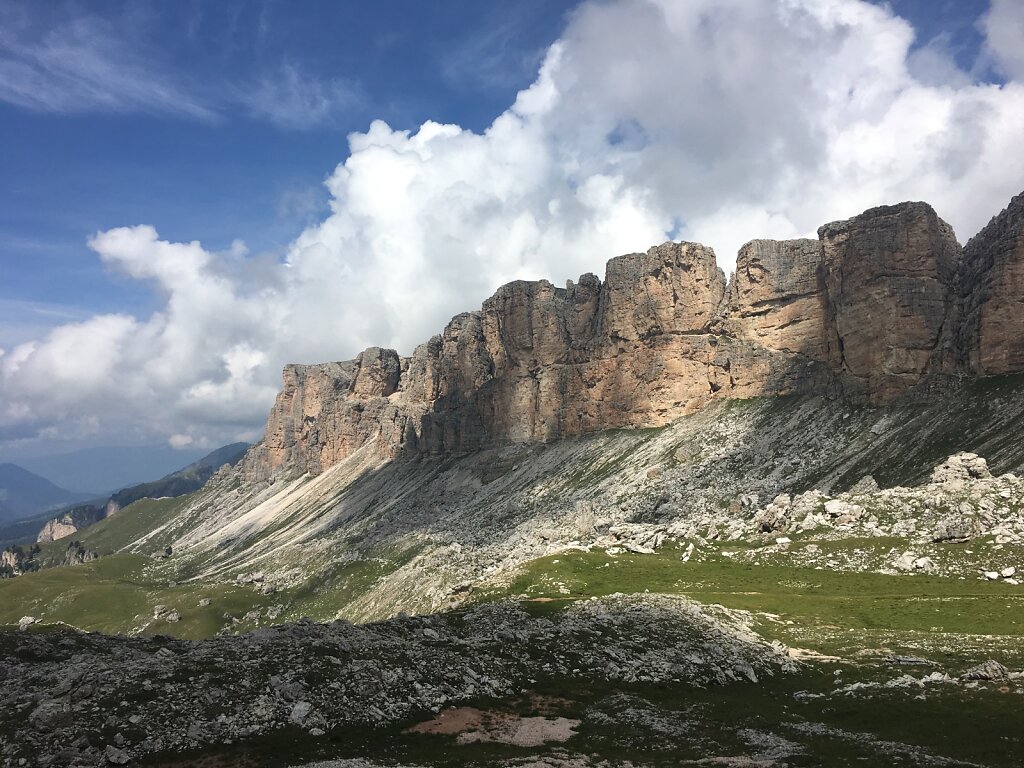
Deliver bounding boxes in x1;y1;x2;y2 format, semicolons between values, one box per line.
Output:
0;463;94;523
11;444;212;496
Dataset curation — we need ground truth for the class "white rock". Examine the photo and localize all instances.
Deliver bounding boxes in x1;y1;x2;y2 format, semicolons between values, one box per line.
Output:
290;701;312;724
894;552;917;572
913;557;935;572
824;500;864;519
1001;566;1016;578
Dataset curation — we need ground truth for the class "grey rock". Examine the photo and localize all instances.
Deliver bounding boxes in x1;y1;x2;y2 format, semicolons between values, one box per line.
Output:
961;660;1010;681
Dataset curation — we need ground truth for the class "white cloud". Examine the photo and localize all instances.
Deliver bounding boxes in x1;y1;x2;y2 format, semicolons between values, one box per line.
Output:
981;0;1024;81
169;434;194;449
3;0;1024;452
236;62;361;129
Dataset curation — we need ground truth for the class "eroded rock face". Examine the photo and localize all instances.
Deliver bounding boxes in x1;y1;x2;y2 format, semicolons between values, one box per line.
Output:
248;194;1024;478
255;242;737;475
960;191;1024;375
599;241;726;340
719;238;826;358
258;356;413;477
36;505;105;544
818;202;961;398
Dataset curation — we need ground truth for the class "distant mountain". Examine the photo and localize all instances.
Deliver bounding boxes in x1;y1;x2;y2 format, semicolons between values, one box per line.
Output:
103;443;251;515
15;445;212;495
34;442;251;545
0;464;95;523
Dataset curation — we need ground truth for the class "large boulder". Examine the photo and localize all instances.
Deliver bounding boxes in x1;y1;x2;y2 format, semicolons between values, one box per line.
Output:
931;453;992;485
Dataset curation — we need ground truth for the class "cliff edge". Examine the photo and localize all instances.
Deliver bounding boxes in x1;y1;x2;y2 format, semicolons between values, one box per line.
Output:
245;193;1024;478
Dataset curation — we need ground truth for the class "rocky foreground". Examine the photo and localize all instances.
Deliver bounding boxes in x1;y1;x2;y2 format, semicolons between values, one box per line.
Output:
0;594;794;767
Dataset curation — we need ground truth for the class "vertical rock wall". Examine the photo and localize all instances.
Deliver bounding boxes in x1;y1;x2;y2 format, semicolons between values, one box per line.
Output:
961;192;1024;375
247;192;1024;478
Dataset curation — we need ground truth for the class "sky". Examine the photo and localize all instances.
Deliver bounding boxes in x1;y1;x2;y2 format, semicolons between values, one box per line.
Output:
1;0;1022;460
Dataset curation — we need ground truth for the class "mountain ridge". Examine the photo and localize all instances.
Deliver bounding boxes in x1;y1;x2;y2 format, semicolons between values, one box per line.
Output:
0;463;94;523
12;444;212;496
33;442;251;545
243;193;1024;481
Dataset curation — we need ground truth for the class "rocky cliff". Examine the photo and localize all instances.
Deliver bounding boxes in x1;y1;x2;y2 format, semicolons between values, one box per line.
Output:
960;191;1024;375
248;193;1024;478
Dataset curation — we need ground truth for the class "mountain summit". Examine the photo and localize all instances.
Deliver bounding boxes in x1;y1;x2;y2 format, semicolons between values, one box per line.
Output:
245;193;1024;480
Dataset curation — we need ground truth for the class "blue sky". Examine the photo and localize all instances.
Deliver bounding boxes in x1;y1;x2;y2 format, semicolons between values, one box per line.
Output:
1;0;1022;460
0;0;576;347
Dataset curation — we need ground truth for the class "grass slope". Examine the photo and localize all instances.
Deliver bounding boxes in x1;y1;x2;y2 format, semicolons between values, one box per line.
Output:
482;545;1024;665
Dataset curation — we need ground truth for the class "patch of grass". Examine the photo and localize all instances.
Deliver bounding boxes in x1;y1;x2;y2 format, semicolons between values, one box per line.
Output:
0;555;152;634
483;546;1024;659
0;540;425;639
79;495;196;554
0;553;284;639
280;554;403;620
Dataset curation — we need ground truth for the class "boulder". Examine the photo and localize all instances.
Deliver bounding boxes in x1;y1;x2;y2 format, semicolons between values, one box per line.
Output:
104;745;130;765
932;514;980;543
893;552;918;572
824;500;864;520
961;660;1010;681
848;475;880;495
931;453;992;485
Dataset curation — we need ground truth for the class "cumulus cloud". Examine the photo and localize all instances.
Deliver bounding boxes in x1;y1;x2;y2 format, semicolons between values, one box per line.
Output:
981;0;1024;81
3;0;1024;453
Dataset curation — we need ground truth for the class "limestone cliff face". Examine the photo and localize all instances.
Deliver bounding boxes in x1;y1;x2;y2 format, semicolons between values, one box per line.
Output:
36;504;106;544
36;517;78;544
256;352;411;477
247;193;1024;479
960;191;1024;375
718;238;827;357
818;202;961;398
249;242;736;476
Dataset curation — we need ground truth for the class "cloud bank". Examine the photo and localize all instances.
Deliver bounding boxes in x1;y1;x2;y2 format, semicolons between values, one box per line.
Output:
3;0;1024;452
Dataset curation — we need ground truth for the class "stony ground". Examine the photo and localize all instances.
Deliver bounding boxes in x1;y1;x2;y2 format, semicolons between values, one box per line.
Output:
0;594;798;767
3;588;1023;768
